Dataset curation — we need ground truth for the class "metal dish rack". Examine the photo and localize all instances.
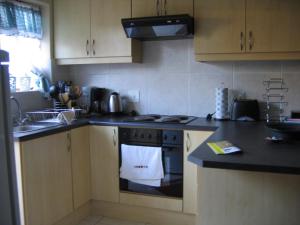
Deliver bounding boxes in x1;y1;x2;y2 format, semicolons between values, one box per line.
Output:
263;78;288;122
26;109;82;122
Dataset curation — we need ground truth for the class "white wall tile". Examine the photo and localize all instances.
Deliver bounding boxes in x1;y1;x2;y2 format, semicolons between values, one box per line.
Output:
66;39;300;118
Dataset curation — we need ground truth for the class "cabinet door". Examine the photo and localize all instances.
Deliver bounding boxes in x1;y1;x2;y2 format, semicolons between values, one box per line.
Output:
21;132;73;225
54;0;91;59
71;127;91;209
194;0;246;54
246;0;300;53
162;0;194;16
132;0;159;17
91;0;132;57
90;126;119;203
183;130;213;214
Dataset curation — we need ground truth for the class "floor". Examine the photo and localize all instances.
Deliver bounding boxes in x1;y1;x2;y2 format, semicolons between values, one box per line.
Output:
77;216;151;225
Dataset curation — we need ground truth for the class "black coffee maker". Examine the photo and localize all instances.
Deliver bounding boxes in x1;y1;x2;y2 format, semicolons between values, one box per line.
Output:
90;87;107;114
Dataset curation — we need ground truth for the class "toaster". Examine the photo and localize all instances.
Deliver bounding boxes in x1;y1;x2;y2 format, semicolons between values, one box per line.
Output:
231;99;260;121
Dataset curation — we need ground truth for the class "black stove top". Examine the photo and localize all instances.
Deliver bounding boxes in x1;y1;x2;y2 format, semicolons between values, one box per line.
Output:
124;114;196;124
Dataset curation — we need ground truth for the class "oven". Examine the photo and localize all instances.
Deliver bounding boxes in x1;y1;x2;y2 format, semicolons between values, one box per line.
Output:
119;127;183;198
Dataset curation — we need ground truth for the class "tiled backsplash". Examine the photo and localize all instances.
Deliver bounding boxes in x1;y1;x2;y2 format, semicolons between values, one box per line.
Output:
69;39;300;118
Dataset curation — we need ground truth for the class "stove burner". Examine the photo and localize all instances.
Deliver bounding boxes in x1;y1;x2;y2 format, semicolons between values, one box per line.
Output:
171;115;189;120
161;116;185;123
134;115;156;121
145;114;161;119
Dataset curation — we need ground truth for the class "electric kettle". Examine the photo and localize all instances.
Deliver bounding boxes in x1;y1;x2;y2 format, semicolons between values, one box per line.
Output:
108;92;123;113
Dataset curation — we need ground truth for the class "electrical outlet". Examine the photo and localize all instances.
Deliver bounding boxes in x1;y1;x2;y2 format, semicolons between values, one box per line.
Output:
127;90;140;103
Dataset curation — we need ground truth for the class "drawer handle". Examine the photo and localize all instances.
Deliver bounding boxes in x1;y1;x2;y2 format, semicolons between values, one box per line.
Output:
92;39;96;55
240;32;244;51
86;40;89;56
164;0;167;15
113;129;117;147
249;31;254;51
187;133;191;152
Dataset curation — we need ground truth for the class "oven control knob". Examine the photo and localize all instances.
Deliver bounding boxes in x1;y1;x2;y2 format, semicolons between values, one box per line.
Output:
173;136;177;141
133;132;138;138
141;134;145;138
164;135;168;140
148;134;152;139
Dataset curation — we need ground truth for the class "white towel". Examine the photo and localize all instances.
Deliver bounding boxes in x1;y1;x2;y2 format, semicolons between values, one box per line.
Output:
57;111;75;125
120;144;164;187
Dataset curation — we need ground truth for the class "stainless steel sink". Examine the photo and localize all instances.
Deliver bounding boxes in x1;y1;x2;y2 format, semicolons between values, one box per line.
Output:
13;123;61;133
13;125;48;133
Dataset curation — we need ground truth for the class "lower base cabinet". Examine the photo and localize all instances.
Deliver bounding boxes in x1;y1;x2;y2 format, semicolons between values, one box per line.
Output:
71;127;91;209
183;130;213;214
15;132;73;225
90;126;119;203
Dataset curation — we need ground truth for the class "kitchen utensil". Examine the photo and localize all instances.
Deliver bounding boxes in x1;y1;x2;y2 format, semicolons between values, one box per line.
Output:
49;85;59;100
108;92;123;113
231;99;260;121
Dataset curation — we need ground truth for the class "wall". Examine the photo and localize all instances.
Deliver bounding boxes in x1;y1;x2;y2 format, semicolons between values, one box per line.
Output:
69;39;300;118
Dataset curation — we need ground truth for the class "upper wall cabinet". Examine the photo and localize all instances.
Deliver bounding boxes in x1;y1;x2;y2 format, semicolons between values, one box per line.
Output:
132;0;194;17
194;0;245;55
195;0;300;61
246;0;300;53
54;0;142;65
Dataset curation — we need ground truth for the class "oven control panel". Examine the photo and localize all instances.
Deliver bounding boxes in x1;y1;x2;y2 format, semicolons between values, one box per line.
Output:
119;128;183;146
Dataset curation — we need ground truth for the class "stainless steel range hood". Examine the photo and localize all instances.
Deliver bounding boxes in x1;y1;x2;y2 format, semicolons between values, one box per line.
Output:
121;14;194;40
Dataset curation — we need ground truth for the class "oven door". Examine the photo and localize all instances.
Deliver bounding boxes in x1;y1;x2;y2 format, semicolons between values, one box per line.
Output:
119;145;183;198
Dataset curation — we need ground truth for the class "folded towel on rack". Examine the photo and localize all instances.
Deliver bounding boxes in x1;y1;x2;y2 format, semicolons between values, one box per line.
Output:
57;110;75;125
120;144;164;187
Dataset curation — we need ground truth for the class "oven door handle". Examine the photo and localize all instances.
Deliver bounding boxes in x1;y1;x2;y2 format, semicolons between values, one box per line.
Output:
186;133;191;152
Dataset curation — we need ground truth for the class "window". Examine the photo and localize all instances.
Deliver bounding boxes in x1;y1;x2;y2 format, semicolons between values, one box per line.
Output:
0;0;44;92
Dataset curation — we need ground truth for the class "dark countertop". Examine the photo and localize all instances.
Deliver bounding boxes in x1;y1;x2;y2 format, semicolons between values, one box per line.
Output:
14;116;300;175
188;120;300;175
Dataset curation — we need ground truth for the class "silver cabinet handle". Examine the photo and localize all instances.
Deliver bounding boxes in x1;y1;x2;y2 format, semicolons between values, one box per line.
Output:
92;39;96;56
156;0;160;16
67;132;71;152
240;32;244;51
113;129;117;147
186;133;191;152
86;40;89;56
249;31;254;51
164;0;167;15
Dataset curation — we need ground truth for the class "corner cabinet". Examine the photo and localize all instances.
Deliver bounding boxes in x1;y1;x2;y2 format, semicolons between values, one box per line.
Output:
14;127;91;225
71;127;91;209
90;126;119;203
183;130;213;214
195;0;300;61
132;0;194;17
54;0;142;65
15;132;73;225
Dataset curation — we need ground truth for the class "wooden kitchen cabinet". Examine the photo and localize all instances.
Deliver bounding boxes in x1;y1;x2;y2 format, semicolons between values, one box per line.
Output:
53;0;142;65
90;126;119;203
71;127;91;209
161;0;194;16
15;132;73;225
132;0;193;17
246;0;300;53
54;0;90;59
132;0;159;17
195;0;300;61
183;130;213;214
91;0;134;58
194;0;246;55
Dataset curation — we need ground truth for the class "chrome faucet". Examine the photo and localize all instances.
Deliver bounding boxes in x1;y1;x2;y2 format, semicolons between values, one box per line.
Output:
10;96;29;126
